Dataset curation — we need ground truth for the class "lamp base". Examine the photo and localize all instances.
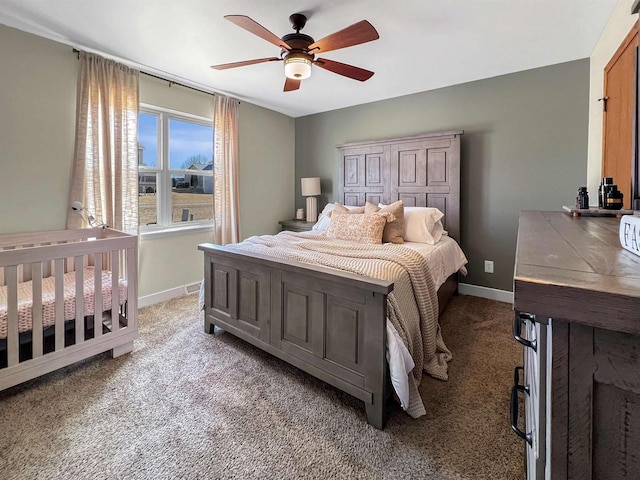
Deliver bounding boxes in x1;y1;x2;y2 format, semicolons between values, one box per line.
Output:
306;196;318;223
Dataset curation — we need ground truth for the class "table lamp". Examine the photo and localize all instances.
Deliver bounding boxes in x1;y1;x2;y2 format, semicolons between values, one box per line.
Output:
301;177;321;222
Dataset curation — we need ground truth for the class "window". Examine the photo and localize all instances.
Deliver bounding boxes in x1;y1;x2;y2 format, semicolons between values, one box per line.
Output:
138;105;214;231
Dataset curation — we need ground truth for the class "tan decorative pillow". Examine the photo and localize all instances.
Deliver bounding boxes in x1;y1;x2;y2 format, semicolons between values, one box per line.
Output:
365;200;405;244
325;212;394;244
327;202;365;217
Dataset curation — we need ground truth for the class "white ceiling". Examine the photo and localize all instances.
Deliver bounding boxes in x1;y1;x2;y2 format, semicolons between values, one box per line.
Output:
0;0;618;118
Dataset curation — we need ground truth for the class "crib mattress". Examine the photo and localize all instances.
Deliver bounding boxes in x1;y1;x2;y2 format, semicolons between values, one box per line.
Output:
0;267;127;339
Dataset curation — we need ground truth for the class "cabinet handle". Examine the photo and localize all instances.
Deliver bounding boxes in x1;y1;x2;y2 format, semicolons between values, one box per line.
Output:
510;366;533;446
513;312;537;351
513;365;530;395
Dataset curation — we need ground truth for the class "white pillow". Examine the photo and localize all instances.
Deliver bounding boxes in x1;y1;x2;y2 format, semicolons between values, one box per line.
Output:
380;204;445;244
312;203;334;231
312;203;364;231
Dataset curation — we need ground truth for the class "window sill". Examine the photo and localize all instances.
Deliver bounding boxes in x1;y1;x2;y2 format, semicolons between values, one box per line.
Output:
140;222;213;240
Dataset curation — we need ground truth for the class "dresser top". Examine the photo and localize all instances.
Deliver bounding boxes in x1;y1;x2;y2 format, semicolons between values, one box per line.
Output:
514;211;640;333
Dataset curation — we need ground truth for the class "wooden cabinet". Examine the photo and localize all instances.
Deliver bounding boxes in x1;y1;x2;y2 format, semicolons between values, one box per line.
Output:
278;219;315;232
513;211;640;480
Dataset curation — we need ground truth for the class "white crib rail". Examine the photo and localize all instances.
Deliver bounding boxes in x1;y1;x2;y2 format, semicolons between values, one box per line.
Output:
0;228;138;390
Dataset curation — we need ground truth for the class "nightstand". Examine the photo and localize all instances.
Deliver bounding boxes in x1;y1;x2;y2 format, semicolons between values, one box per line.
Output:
278;219;315;232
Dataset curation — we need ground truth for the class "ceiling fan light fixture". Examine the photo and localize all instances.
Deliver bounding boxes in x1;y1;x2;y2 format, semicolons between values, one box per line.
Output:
284;53;312;80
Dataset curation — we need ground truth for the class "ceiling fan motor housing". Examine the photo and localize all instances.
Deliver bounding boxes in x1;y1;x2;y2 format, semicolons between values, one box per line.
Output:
281;33;315;55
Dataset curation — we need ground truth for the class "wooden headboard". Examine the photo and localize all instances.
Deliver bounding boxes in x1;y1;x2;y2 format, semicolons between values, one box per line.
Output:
336;130;463;242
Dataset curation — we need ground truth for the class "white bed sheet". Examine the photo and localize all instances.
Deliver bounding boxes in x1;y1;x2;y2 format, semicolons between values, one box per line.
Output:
385;235;467;411
401;234;468;290
198;233;468;415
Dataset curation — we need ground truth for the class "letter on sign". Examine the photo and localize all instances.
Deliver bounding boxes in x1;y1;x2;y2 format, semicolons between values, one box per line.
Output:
619;215;640;257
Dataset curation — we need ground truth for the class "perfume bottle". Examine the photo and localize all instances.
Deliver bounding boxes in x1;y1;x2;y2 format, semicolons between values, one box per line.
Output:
599;177;614;209
604;185;624;210
576;187;589;209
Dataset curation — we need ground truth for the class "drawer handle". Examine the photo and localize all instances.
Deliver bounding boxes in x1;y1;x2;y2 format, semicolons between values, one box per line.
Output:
510;366;532;446
513;312;537;352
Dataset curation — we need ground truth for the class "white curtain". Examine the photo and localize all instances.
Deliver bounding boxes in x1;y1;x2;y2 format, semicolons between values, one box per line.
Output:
212;94;240;244
67;51;139;233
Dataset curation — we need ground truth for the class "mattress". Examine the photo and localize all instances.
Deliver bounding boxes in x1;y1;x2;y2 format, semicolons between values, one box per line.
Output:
0;266;127;339
303;230;467;289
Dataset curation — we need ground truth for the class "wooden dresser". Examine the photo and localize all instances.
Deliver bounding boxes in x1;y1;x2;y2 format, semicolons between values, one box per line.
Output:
513;211;640;480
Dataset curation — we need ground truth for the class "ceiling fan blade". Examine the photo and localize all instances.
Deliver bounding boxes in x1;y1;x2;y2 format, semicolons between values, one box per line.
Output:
211;57;281;70
284;77;301;92
315;58;374;82
308;20;379;54
225;15;292;50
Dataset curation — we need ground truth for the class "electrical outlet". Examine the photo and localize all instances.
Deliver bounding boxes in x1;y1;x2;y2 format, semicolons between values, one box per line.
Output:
484;260;494;274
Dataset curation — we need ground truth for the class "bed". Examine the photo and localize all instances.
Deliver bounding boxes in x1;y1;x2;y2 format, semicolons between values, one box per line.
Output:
0;227;138;391
199;130;464;429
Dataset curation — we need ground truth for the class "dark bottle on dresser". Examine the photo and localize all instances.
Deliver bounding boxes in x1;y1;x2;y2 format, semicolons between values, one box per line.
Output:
576;187;589;209
598;179;603;208
576;187;589;210
599;177;614;208
604;185;624;210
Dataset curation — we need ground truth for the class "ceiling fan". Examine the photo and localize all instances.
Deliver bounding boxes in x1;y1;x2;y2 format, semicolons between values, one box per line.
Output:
211;13;379;92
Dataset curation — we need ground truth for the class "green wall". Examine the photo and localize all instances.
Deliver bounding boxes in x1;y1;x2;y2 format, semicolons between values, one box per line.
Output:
0;25;76;232
295;60;590;291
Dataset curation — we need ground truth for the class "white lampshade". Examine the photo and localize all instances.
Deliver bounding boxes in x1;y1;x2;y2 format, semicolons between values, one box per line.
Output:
285;54;312;80
301;177;321;197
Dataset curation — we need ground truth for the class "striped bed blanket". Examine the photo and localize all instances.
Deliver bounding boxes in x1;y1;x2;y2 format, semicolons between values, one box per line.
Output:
231;231;453;417
0;266;127;340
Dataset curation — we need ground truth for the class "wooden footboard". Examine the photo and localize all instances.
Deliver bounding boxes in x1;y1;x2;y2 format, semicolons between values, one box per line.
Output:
199;243;394;429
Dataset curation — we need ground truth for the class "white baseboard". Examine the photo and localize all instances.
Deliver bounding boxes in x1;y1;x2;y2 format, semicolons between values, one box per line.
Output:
458;283;513;304
139;282;201;308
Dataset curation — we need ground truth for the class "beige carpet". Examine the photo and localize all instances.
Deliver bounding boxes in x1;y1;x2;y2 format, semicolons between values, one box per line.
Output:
0;294;525;480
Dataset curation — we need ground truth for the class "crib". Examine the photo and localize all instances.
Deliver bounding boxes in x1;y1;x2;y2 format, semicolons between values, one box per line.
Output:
0;227;138;391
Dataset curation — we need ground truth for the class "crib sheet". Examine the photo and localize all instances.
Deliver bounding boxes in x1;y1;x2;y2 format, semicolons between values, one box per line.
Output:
0;267;127;339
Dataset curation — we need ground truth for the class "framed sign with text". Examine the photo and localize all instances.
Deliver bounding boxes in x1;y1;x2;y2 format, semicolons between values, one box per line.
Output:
620;215;640;257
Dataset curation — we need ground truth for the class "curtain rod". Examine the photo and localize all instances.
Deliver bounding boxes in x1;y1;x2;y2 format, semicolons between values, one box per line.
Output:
72;48;216;97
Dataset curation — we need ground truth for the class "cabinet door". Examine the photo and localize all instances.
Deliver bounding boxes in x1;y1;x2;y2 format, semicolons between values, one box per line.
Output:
513;313;549;480
524;320;539;479
602;25;637;209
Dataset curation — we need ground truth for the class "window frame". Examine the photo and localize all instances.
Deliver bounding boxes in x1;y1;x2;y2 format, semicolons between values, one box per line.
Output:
138;103;214;235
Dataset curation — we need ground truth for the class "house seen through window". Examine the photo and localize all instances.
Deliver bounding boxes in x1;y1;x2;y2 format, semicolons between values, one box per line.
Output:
138;106;214;229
